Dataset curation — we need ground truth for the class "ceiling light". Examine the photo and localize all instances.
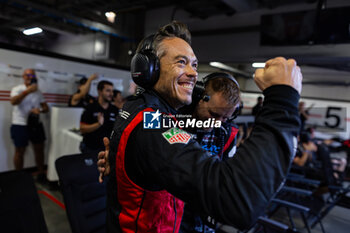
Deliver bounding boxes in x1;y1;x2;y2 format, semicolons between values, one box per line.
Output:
23;27;43;35
209;62;227;69
252;62;265;68
105;11;116;23
210;62;253;78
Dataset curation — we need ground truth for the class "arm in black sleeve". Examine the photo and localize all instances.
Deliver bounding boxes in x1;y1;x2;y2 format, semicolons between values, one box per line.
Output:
125;85;300;230
80;106;93;124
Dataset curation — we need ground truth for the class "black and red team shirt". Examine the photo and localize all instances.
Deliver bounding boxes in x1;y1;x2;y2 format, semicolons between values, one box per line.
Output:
80;102;119;150
194;124;239;159
107;86;300;232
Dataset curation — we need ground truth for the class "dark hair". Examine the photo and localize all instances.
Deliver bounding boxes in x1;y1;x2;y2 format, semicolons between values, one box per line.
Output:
79;77;87;85
152;21;191;58
113;89;121;98
136;21;191;56
306;127;315;134
300;132;311;143
97;80;113;91
205;76;240;106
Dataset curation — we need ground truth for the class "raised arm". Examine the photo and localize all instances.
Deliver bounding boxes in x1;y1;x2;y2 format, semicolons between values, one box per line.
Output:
10;84;37;105
70;74;98;106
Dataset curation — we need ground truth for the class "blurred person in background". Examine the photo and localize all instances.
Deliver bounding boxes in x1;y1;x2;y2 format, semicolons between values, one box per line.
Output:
252;96;263;117
10;68;49;182
68;73;97;108
112;89;124;110
298;101;314;132
79;80;119;155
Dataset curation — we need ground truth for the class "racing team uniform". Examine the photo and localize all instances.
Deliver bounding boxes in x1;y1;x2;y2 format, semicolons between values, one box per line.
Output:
178;98;239;160
106;85;300;233
180;124;239;233
80;102;119;153
193;124;239;159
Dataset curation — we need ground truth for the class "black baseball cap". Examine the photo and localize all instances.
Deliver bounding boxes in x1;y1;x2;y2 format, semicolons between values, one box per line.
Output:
79;77;87;85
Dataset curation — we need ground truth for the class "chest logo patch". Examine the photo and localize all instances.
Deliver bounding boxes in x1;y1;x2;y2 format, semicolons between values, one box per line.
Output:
162;128;191;144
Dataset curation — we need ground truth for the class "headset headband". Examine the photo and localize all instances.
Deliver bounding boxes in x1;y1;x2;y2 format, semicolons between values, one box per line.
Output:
138;34;155;52
203;72;240;89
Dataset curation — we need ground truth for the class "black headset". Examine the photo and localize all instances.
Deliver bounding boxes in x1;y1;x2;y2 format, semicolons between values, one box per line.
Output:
130;34;160;89
193;72;242;121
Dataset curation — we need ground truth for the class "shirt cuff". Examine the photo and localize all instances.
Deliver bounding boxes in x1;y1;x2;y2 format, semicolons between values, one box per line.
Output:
263;85;300;113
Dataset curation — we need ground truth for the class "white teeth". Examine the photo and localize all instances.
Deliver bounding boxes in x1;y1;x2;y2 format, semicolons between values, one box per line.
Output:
179;83;193;89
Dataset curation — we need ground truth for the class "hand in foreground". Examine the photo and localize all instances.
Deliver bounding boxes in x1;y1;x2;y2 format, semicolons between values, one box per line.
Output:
98;137;110;183
254;57;302;94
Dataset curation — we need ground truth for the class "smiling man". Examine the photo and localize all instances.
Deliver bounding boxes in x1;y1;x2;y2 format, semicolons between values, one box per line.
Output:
106;21;302;233
152;35;198;108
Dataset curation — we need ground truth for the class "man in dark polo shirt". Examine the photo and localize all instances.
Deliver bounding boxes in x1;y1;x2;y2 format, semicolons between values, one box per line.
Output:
79;80;118;155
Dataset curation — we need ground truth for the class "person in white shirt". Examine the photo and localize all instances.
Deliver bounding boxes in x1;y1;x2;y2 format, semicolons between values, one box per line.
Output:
10;69;49;181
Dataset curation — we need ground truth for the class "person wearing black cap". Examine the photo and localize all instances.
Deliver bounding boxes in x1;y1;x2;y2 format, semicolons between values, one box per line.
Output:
68;73;97;108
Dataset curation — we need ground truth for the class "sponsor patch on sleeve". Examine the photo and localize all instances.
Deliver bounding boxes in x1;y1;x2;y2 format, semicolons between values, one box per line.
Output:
162;128;191;144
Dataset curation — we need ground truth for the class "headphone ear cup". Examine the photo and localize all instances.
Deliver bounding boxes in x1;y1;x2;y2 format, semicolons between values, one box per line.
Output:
131;50;160;89
192;81;205;103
